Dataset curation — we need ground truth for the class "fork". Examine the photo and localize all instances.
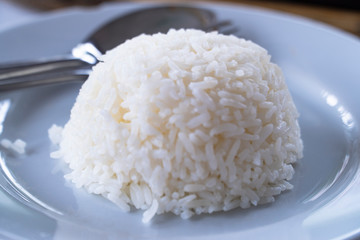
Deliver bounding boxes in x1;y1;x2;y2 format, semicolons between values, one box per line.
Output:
0;9;236;91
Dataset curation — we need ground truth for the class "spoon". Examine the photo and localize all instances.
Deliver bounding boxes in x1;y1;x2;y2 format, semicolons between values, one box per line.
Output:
0;6;225;91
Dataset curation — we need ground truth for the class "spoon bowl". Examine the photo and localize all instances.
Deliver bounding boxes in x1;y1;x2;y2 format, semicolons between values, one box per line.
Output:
0;6;225;91
72;6;217;65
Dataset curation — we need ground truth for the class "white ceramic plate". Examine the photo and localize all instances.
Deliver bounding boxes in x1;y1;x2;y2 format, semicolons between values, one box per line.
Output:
0;2;360;240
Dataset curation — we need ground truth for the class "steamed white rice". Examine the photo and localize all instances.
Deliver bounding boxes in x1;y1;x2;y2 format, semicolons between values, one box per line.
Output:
50;29;303;223
1;138;26;154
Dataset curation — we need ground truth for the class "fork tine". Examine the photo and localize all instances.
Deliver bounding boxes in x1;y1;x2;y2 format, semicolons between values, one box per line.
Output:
205;20;232;31
204;20;239;35
219;26;239;35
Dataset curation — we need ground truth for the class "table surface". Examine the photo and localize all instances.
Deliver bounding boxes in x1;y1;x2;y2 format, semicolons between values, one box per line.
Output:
3;0;360;37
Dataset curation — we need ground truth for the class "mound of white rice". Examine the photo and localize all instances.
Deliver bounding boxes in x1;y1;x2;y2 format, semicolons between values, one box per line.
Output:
50;29;303;223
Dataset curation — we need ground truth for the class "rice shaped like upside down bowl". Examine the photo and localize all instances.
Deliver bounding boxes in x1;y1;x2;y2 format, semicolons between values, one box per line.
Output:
52;29;303;223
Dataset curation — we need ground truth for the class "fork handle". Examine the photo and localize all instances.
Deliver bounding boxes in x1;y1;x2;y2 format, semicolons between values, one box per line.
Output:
0;67;91;91
0;56;92;80
0;56;93;91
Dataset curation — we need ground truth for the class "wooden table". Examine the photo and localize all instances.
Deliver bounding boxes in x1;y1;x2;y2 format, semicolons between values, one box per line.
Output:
14;0;360;37
227;0;360;37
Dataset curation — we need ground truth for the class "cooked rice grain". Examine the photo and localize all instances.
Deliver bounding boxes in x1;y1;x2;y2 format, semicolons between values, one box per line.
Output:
50;29;303;223
1;138;26;154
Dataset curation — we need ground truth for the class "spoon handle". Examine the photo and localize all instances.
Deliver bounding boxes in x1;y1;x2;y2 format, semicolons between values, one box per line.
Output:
0;67;91;91
0;56;92;80
0;56;93;91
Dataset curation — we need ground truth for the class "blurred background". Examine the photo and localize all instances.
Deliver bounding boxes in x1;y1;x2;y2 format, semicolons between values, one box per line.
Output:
9;0;360;10
1;0;359;37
